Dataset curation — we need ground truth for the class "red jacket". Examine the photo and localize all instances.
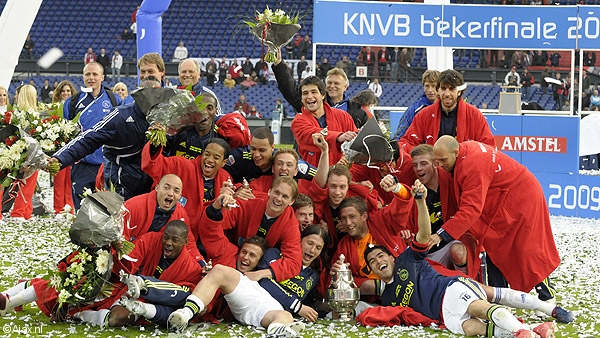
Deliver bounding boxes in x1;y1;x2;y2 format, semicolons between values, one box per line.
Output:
291;103;357;167
308;181;381;249
399;99;495;154
219;198;302;282
141;142;231;242
123;190;203;262
117;232;204;289
440;141;560;291
350;153;417;205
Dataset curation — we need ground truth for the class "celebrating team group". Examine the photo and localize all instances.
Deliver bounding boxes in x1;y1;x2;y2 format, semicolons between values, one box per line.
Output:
0;48;575;338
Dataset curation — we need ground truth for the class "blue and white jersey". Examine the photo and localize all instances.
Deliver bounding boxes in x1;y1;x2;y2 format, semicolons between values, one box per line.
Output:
62;87;121;165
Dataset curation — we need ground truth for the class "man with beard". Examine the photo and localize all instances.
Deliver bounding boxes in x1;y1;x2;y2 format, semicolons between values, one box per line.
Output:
399;69;495;154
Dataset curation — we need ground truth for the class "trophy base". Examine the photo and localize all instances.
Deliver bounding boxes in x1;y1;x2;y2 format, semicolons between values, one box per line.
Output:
333;311;354;321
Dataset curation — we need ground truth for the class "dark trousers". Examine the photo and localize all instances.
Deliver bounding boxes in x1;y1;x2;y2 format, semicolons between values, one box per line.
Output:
139;276;192;327
70;162;101;210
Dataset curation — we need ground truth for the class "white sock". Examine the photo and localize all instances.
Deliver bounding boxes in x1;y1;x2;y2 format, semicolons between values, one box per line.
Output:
4;281;27;297
74;309;110;327
142;303;156;319
488;305;529;333
8;286;37;310
184;294;204;316
492;287;554;315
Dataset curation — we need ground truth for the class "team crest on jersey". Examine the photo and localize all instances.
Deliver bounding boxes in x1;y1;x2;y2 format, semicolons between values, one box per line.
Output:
102;100;111;108
397;268;409;281
226;154;235;166
298;163;308;175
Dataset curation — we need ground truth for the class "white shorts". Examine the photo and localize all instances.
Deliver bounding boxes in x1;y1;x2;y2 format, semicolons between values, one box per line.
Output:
441;277;487;335
426;240;463;269
224;272;284;328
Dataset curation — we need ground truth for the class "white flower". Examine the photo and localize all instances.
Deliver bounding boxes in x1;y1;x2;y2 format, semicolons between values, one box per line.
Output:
58;289;72;304
49;274;62;289
95;250;111;274
0;155;13;170
40;139;55;151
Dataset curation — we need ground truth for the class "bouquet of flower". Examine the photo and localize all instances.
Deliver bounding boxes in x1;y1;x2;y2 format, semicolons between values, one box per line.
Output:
0;110;51;187
244;6;301;62
136;87;208;146
48;247;114;307
28;114;79;156
70;191;134;259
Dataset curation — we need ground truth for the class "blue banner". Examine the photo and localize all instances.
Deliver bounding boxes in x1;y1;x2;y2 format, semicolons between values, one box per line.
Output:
313;0;599;49
136;0;172;62
535;172;600;219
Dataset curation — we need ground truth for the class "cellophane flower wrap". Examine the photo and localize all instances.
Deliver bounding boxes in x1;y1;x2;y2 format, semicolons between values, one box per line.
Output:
140;88;200;135
245;6;301;62
48;247;114;308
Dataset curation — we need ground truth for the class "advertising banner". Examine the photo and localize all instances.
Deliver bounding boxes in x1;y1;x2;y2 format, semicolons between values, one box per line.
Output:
314;0;598;49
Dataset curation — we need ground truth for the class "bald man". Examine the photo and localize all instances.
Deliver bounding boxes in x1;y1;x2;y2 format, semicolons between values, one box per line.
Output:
432;136;560;304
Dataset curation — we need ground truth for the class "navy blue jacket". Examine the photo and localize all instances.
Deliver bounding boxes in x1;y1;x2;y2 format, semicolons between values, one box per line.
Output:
392;95;434;140
258;248;320;314
54;102;152;199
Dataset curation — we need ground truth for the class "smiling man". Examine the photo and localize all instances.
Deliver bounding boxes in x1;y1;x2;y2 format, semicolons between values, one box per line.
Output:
142;138;232;258
167;187;305;336
290;76;357;167
58;61;121;209
82;220;204;328
363;179;571;338
200;176;302;283
398;69;495;154
327;174;413;292
273;50;370;128
407;144;471;274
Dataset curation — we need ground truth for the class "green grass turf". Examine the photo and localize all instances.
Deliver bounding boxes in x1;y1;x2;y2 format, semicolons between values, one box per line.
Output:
0;203;597;337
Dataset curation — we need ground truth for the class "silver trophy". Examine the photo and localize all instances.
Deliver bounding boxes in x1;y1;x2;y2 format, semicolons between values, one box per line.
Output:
326;254;360;321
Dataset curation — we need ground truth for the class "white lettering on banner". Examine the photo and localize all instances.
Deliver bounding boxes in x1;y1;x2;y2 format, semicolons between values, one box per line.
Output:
344;12;410;36
420;15;557;40
498;136;566;153
548;184;600;211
